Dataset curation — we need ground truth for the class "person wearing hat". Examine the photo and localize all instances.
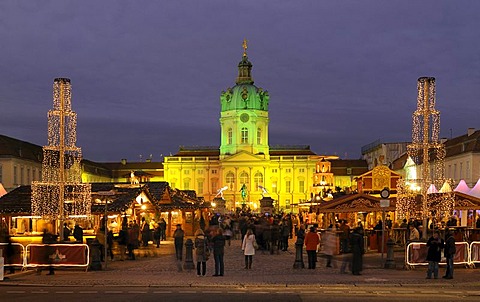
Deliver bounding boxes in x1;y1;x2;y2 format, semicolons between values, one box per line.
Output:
304;226;320;269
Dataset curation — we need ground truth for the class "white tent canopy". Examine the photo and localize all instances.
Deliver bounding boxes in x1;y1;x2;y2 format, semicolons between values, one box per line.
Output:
427;184;438;194
454;179;471;194
468;178;480;198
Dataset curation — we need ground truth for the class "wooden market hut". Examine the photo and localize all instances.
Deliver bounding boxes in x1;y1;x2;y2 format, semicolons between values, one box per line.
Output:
0;182;209;238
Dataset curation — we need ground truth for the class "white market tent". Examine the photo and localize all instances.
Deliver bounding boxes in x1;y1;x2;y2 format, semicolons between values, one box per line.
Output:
468;178;480;199
454;179;471;194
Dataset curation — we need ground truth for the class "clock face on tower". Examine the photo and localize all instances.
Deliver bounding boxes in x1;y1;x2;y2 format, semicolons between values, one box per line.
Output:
380;188;390;199
240;113;249;123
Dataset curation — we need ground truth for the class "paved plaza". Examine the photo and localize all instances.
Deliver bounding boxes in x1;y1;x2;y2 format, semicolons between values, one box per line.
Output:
2;237;479;289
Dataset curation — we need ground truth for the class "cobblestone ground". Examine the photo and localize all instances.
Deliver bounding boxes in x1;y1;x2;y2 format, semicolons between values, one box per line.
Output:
3;237;480;288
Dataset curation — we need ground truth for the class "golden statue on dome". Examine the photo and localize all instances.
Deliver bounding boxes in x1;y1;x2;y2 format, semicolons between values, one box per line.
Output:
242;38;248;57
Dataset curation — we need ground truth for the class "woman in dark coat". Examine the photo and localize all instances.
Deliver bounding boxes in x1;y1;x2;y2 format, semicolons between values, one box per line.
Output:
194;229;209;276
350;227;364;275
426;231;444;279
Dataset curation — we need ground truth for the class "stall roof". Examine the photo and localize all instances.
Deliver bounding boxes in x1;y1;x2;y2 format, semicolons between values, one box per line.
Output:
316;193;396;213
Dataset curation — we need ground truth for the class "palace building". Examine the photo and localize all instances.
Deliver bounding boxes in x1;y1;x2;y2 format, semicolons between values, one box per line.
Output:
162;42;364;212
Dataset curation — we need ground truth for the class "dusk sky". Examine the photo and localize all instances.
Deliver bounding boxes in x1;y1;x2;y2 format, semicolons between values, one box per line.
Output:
1;1;479;162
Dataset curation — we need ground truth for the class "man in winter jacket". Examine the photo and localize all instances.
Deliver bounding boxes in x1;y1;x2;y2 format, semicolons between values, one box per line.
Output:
426;231;444;279
443;230;456;279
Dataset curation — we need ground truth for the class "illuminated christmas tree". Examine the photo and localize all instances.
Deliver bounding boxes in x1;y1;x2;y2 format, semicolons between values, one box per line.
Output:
31;78;91;239
397;77;453;234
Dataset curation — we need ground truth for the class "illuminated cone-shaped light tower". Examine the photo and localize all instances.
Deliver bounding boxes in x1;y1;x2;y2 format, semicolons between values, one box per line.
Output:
31;78;91;240
397;77;453;238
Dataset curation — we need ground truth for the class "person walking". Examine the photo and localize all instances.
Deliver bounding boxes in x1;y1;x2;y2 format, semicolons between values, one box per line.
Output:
159;218;167;241
426;231;444;279
350;227;364;275
305;226;320;269
242;228;256;269
323;225;336;268
194;229;209;276
153;223;161;248
211;228;226;276
117;226;127;261
173;224;185;261
443;230;456;279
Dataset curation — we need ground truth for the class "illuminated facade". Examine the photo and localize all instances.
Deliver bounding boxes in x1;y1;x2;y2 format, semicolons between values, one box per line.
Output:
163;43;359;212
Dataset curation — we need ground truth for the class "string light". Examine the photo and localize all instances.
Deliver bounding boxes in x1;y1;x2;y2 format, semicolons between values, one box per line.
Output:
397;77;454;221
31;78;91;220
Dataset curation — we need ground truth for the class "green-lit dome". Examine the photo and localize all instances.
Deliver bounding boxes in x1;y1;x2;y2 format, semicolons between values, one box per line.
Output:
220;55;269;112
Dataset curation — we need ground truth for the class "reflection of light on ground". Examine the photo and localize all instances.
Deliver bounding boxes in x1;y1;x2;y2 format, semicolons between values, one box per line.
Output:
11;235;97;245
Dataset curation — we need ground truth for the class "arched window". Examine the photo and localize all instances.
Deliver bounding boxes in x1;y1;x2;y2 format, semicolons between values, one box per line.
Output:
240;171;249;185
241;127;248;144
254;172;263;191
226;172;235;190
257;128;262;145
227;128;233;145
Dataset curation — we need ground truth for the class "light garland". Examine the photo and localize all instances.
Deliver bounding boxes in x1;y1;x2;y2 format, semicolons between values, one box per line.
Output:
397;77;454;221
31;78;91;220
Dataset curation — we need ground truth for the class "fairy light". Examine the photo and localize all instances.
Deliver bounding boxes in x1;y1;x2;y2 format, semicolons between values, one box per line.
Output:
397;77;454;224
31;78;91;228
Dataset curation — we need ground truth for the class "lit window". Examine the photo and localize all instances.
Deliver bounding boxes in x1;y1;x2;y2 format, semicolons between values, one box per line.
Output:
271;181;277;193
299;180;304;192
240;171;249;185
257;128;262;145
211;179;218;193
197;181;203;194
227;128;233;145
226;172;235;190
241;127;248;144
254;172;263;191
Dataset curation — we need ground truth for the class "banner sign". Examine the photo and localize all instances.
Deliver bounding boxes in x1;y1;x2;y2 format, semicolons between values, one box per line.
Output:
26;244;89;267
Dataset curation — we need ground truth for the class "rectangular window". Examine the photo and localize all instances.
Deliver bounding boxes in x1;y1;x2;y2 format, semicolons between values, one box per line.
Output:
14;166;18;185
183;180;190;190
299;168;305;173
211;179;218;193
241;128;248;144
460;162;463;179
211;169;218;174
285;180;291;192
32;169;36;181
285;199;291;209
299;180;305;193
272;169;277;173
198;170;204;175
285;168;291;173
27;168;31;184
38;170;42;181
466;161;471;180
448;165;451;178
453;164;457;180
184;170;190;175
347;168;352;175
171;182;176;189
271;181;277;193
197;181;204;195
20;167;24;185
